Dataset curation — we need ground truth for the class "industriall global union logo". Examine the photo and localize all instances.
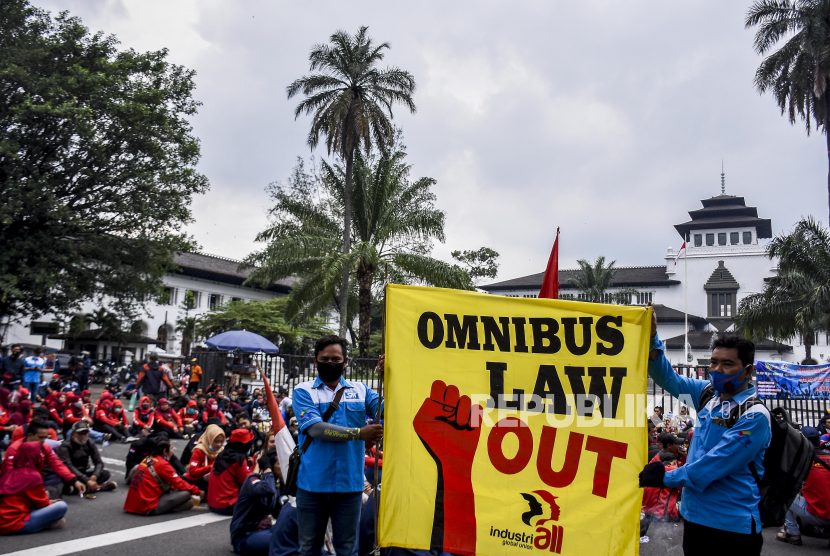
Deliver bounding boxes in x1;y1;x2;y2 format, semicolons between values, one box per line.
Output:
489;491;564;553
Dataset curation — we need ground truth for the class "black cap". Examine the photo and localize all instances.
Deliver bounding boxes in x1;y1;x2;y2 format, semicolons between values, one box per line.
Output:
658;433;684;448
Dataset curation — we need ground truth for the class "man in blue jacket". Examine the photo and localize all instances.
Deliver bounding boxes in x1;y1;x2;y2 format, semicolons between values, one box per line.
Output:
230;447;279;555
640;307;771;555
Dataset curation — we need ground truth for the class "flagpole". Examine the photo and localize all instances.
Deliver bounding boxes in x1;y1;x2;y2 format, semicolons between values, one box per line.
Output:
684;233;688;367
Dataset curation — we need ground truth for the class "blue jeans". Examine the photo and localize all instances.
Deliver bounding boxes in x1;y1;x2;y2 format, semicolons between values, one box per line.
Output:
296;488;362;556
785;494;830;535
236;528;272;555
24;382;39;401
89;429;104;443
16;501;67;534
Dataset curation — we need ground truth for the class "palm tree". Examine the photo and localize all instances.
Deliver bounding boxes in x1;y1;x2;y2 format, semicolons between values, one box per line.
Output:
737;216;830;363
176;316;197;356
243;147;471;356
287;26;416;338
746;0;830;222
568;256;636;304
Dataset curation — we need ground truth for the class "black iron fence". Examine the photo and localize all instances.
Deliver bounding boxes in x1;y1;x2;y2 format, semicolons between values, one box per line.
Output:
650;365;829;427
191;349;379;395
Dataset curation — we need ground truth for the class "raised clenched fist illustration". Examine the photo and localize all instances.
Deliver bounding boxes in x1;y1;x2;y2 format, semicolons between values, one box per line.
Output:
413;380;483;556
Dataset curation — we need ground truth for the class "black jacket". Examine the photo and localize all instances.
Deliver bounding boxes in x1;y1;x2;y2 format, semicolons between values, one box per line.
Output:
230;472;277;551
170;394;190;413
1;354;24;381
56;437;104;483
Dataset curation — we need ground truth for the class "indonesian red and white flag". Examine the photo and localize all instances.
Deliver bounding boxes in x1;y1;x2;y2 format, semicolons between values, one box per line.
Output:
260;367;294;484
674;241;686;265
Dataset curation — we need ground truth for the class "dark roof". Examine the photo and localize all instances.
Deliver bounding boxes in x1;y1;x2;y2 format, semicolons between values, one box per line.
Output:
674;195;772;240
49;329;162;345
173;252;295;293
663;331;792;352
704;260;740;291
652;304;708;326
480;266;680;292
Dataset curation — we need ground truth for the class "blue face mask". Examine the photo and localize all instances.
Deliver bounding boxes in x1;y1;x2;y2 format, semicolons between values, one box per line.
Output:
710;365;751;395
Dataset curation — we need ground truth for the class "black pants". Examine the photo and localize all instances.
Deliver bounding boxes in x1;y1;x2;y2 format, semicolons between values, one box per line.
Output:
683;520;763;556
76;370;88;392
94;422;126;441
63;469;111;493
149;490;193;515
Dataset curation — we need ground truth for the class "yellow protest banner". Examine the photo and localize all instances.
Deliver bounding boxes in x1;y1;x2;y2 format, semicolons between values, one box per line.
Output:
379;284;650;556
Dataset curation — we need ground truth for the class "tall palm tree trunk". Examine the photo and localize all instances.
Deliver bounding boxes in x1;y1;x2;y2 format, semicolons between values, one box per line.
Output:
357;265;373;357
338;147;354;339
826;123;830;225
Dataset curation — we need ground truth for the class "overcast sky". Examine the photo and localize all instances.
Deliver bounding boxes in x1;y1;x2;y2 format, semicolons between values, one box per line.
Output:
39;0;828;282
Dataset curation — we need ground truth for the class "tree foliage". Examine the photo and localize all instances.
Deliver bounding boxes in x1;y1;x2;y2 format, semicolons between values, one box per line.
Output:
567;256;636;304
737;216;830;363
452;247;500;286
0;1;208;322
746;0;830;221
287;26;416;338
196;298;331;355
242;139;473;356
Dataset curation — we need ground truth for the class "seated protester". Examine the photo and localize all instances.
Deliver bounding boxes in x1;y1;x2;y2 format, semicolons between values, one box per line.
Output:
10;399;32;428
641;451;682;538
208;429;254;515
10;407;59;444
0;442;69;535
95;390;114;414
56;421;116;494
80;390;93;415
62;393;92;437
47;393;66;432
181;417;224;466
169;388;190;413
205;379;219;396
214;390;227;413
121;378;137;400
203;398;228;427
123;440;203;515
646;422;660;461
93;399;128;443
226;391;242;415
233;411;266;456
131;396;155;438
60;380;78;394
179;400;200;435
230;447;280;555
153;398;185;439
185;423;225;490
1;420;85;499
125;432;185;482
778;426;830;545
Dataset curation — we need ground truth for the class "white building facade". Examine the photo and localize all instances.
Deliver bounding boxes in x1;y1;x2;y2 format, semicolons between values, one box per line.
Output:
481;194;812;366
3;252;292;361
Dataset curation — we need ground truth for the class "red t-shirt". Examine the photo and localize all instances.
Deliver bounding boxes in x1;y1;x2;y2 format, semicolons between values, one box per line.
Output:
207;460;251;509
185;448;214;481
0;485;51;534
804;452;830;519
123;457;199;515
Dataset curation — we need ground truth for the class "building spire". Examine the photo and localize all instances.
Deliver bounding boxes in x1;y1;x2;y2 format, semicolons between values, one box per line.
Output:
721;161;725;195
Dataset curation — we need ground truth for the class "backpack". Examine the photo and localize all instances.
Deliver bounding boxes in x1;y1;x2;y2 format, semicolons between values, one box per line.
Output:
699;384;815;527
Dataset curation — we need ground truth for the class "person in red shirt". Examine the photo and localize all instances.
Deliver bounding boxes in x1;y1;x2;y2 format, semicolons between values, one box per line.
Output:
202;399;227;427
124;440;203;515
62;393;92;436
130;396;154;437
207;428;254;515
47;393;66;429
10;399;32;427
0;388;19;441
153;398;185;438
640;452;682;537
93;400;127;442
1;420;85;499
10;407;58;443
179;399;199;435
779;427;830;545
0;442;68;534
80;389;93;416
185;424;224;490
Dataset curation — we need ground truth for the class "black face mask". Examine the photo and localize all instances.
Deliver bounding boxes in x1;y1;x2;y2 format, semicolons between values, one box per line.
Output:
317;361;344;383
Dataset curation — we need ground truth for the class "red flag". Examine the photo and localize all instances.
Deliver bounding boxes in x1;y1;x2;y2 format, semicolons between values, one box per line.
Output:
259;369;285;433
258;365;294;484
538;228;560;299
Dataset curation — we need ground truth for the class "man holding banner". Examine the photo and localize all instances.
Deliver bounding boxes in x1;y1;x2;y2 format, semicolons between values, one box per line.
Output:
643;309;770;556
292;335;384;556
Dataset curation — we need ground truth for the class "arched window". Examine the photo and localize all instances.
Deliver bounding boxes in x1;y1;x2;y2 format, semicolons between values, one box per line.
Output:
157;325;168;350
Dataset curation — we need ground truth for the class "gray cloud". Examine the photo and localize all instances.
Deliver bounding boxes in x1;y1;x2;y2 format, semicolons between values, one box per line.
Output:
37;0;828;279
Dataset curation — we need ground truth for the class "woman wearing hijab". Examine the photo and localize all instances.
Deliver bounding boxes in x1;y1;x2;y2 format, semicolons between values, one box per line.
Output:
202;399;228;427
10;400;33;427
0;442;68;534
153;398;185;438
130;396;154;437
185;423;224;491
208;429;254;515
47;393;66;430
93;399;126;442
0;388;17;442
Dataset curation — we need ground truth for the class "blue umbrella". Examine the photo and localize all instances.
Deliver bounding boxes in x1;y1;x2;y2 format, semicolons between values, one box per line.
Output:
205;330;279;353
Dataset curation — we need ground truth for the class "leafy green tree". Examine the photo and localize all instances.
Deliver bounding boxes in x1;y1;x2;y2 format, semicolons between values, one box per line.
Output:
746;0;830;222
568;256;636;304
243;145;472;356
196;298;331;355
737;216;830;363
0;1;208;324
287;26;416;338
176;291;197;355
452;247;500;286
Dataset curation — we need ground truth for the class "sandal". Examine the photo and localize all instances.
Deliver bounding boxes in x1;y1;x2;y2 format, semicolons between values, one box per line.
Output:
776;531;802;545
